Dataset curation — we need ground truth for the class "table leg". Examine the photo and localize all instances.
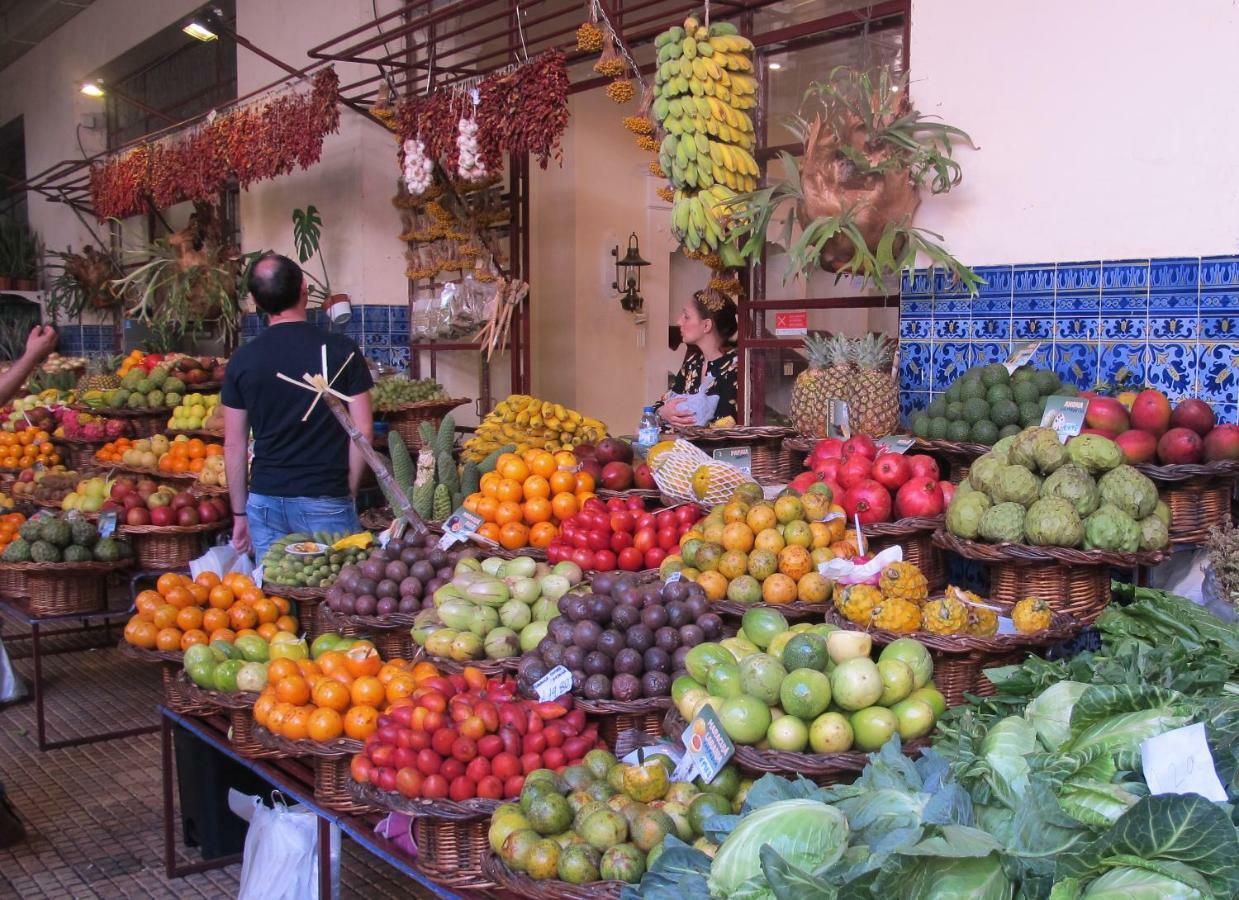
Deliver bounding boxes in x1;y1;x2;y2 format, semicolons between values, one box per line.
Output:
31;620;46;751
162;714;176;878
319;814;332;900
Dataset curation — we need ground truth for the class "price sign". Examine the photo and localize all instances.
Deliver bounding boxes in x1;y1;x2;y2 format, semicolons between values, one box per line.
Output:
825;400;851;440
679;705;734;786
438;508;484;549
1040;396;1088;442
1004;341;1042;374
664;571;682;583
712;446;752;473
875;435;915;455
98;511;118;539
1141;723;1227;802
533;665;573;702
773;311;808;337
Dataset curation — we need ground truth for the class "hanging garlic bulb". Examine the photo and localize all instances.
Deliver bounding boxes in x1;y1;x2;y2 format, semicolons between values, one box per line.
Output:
456;116;487;182
401;138;434;195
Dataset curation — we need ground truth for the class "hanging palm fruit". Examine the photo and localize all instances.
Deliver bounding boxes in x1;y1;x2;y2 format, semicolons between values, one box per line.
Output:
606;79;636;104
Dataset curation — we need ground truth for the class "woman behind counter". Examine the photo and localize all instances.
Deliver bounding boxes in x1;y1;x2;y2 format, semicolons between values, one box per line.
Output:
654;288;738;427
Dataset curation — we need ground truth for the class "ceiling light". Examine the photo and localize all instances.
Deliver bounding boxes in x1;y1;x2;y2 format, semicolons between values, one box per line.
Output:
183;21;218;41
767;62;782;71
80;82;104;97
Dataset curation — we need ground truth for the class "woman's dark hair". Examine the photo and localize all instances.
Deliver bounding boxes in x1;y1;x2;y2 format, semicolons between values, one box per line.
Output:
692;288;738;347
248;253;304;315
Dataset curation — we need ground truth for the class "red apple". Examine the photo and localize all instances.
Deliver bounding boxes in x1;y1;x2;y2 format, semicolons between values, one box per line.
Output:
176;506;200;527
125;507;151;526
170;491;195;511
149;506;175;526
110;480;133;501
122;493;145;510
633;463;656;490
197;501;221;524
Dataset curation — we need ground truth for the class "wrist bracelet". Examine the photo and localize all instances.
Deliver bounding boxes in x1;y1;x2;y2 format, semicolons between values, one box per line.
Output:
232;511;247;517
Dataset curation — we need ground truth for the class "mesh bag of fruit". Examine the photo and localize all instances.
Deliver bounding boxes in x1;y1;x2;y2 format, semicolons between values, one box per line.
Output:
652;439;757;506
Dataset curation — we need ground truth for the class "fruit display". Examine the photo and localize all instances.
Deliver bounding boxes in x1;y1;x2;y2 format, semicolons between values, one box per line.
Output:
123;570;298;653
96;434;224;475
460;449;600;551
9;467;81;505
91;476;228;526
196;454;227;489
911;363;1071;444
462;395;608;461
414;556;580;663
59;410;131;442
670;487;844;606
115;352;222;385
95;434;168;467
379;418;474;522
0;427;61;469
350;671;605;803
487;752;746;885
795;434;948;524
673;612;943;752
78;361;187;410
546;496;703;573
261;532;374;589
0;352;88;379
3;399;61;433
791;333;900;438
181;630;324;694
370;375;449;411
571;438;656;492
326;531;473;617
0;512;26;554
518;570;728;702
944;426;1170;552
1077;390;1239;465
1;511;132;564
166;392;220;432
652;16;758;252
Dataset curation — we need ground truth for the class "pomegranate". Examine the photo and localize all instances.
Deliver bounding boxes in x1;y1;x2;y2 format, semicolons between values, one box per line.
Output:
1084;397;1131;435
840;479;893;524
842;434;878;459
838;456;874;489
894;476;945;519
906;454;941;480
812;457;843;482
1157;427;1204;464
938;480;956;507
820;480;845;506
1114;430;1158;464
810;438;845;465
1170;399;1216;436
1203;424;1239;461
789;471;820;493
871;454;912;491
1129;389;1172;437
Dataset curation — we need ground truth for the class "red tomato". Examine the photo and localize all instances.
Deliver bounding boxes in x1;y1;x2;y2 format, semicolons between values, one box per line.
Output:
633;527;657;554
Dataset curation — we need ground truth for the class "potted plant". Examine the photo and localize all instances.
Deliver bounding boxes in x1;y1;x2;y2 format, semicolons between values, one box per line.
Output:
45;245;125;323
727;65;980;294
292;204;351;324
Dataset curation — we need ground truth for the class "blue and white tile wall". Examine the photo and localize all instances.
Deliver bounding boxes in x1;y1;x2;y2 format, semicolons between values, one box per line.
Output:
56;324;118;356
242;305;411;371
898;256;1239;426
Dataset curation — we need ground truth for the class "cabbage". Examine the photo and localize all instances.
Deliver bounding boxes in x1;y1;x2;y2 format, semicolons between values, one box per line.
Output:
1023;680;1088;750
895;853;1013;899
707;799;848;899
980;716;1037;806
1080;865;1207;899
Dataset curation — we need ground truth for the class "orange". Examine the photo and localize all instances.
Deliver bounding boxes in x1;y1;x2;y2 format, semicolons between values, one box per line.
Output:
208;628;236;644
529;521;558;548
276;676;311;706
187;583;209;605
307;708;343;742
475;496;499;523
252;598;278;624
495;500;523;526
208;585;234;609
575;490;596;506
575;472;596;493
223;572;254;592
476;522;501;543
521;475;550;500
495;478;524;503
256;622;279;642
350;676;386;708
553;450;578;468
229;604;258;630
376;661;407;685
462;493;482;514
275;615;298;633
266;702;294;734
253;693;276;727
152;604;179;630
186;438;206;459
498;456;529;483
549;470;577;495
135;590;163;620
551;493;578;520
235;628;259;640
410;661;439;683
124;619;158;649
202;608;229;633
175;607;204;631
317;651;348;676
480;472;501;498
281;707;311;740
268;658;300;683
180;629;208;650
195;571;221;590
157;572;185;595
295;659;321;678
312;679;351;713
344;643;382;679
499;521;530;550
156;627;183;652
238;586;264;605
171;458;191;475
529;451;556;479
343;706;379;740
189;458;205;474
384;673;417;703
270;596;291;615
163;586;193;609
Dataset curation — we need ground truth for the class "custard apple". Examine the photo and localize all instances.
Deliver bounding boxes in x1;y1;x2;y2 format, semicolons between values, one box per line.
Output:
1097;464;1159;520
1138;514;1169;552
1009;426;1067;475
1041;463;1101;517
1;538;31;562
1083;504;1140;552
63;545;92;563
92;537;127;562
1023;496;1084;547
1153;500;1171;528
29;540;62;563
968;453;1007;495
978;501;1026;543
69;517;98;548
1066;433;1123;474
991;465;1042;507
991;434;1018;462
38;518;72;549
946;492;991;540
18;519;42;542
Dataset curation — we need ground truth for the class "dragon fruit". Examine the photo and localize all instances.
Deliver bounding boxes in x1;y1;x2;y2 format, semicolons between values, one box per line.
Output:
104;418;128;439
82;422;106;441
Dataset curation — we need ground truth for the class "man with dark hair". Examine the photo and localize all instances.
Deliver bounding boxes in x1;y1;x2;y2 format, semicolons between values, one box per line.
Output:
222;253;374;563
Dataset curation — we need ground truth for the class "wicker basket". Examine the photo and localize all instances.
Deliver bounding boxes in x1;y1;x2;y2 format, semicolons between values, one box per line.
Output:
56;436;109;470
414;818;495;890
350;781;501;820
1;559;131;617
117;640;183;665
318;607;418;661
259;584;327;639
912;438;987;485
189;482;229;499
711;599;832;620
313;756;375;815
1132;461;1239;545
103;462;198;482
482;852;620;898
594;488;665;505
576;697;670;747
0;567;27;598
672;425;799;483
72;405;174;439
377;398;471;450
177;673;261;713
228;708;284;759
119;521;228;570
162;665;221;716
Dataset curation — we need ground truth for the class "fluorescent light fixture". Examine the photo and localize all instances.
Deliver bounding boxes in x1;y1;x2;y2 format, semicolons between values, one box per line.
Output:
183;21;218;41
768;61;783;70
80;82;104;97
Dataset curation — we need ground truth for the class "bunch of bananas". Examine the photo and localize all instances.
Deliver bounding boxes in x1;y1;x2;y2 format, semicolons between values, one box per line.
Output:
652;16;758;251
462;395;608;460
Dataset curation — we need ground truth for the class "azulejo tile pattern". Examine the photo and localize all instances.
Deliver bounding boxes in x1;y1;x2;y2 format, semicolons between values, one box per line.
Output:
243;305;412;370
899;256;1238;425
56;324;117;356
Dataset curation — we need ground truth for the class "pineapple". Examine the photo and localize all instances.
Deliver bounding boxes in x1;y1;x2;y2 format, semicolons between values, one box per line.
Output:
789;333;852;437
77;357;122;392
834;583;881;625
879;562;929;604
922;595;968;635
846;333;899;437
872;598;922;632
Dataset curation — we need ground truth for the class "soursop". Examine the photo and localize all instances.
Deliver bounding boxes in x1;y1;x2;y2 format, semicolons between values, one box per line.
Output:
1041;464;1101;517
1138;514;1169;552
63;545;93;563
946;492;991;540
1;538;31;562
978;501;1026;543
1097;464;1159;520
39;518;72;549
1023;496;1083;547
991;465;1042;507
969;454;1007;495
29;540;62;563
1066;434;1123;474
69;517;98;548
1083;504;1141;552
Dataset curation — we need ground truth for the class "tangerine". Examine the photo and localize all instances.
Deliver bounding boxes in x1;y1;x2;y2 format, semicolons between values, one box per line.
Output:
529;521;558;548
202;608;229;633
528;451;556;479
276;676;311;706
156;627;183;651
522;497;552;524
498;521;530;550
266;702;295;734
317;651;348;676
229;604;258;630
175;607;204;631
195;571;221;589
208;585;235;609
384;674;417;703
495;479;524;503
475;497;499;522
574;471;596;493
125;619;158;649
551;493;578;520
275;615;298;633
256;622;279;642
156;572;184;595
281;707;311;740
268;658;300;683
252;598;278;624
549;470;577;495
498;456;530;482
253;693;276;727
344;643;382;679
475;522;501;543
135;590;163;619
521;475;550;500
312;680;352;712
350;676;386;707
238;586;264;605
343;706;379;740
187;583;210;605
180;629;208;650
208;628;236;644
153;604;179;629
307;708;344;742
164;586;194;609
494;500;522;526
462;493;482;514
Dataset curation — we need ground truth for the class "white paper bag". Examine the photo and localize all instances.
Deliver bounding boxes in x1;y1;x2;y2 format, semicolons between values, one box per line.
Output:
190;544;254;582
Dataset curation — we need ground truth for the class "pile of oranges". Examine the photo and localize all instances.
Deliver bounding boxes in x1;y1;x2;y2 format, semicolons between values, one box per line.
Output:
0;512;24;554
95;437;136;465
461;450;596;550
252;648;439;743
157;437;223;476
0;428;60;470
123;571;298;653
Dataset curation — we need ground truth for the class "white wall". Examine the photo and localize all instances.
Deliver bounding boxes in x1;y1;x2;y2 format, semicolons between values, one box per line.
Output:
910;0;1239;266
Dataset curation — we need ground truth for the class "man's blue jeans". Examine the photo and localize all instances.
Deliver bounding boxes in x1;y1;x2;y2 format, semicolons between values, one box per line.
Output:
247;493;362;565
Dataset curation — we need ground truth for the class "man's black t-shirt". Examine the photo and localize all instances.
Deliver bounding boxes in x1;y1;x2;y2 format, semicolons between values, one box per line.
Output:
222;320;373;498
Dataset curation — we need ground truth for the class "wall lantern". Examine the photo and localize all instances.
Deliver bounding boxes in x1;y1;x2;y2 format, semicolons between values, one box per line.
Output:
80;81;105;97
611;232;650;312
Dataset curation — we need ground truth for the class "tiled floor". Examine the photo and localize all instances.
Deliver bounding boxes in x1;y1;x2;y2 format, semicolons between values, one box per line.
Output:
0;611;425;899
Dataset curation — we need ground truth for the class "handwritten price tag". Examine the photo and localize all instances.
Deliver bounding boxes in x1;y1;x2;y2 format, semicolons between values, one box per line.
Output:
680;705;734;785
1004;341;1042;374
875;435;915;455
713;446;752;473
533;665;573;702
1140;722;1227;802
1040;395;1088;442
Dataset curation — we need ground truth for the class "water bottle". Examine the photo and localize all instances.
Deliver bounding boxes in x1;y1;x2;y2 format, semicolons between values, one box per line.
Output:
637;406;660;449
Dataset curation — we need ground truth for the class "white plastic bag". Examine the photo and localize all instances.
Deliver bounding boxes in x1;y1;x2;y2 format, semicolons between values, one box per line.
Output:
663;371;721;426
190;544;254;582
230;789;339;900
0;638;25;704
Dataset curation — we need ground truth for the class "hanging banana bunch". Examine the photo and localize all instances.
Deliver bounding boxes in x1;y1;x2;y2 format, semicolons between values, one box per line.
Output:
652;15;759;254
